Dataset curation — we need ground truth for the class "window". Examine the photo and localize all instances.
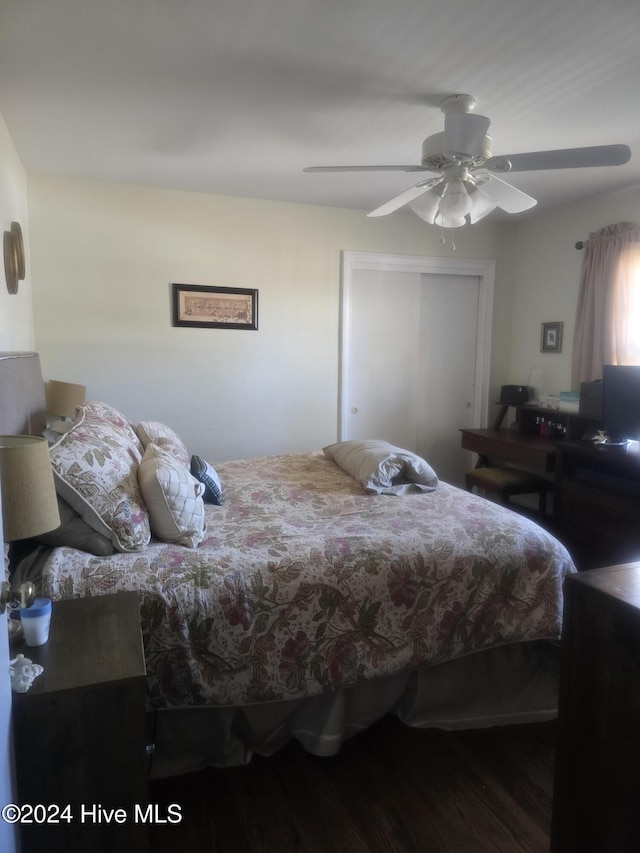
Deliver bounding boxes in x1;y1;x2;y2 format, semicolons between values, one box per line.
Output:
612;241;640;364
572;224;640;387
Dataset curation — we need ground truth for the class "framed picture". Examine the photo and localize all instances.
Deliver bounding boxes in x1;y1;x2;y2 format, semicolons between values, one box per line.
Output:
172;284;258;330
541;321;563;353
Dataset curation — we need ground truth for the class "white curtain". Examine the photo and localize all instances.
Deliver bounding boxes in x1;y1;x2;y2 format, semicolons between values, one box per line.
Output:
571;222;640;387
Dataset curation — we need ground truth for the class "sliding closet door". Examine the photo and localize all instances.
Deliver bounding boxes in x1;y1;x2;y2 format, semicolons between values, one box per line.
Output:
345;266;479;487
416;272;479;485
347;270;422;452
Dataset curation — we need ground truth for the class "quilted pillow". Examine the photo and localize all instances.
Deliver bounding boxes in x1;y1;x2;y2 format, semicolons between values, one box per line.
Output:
138;443;206;547
135;420;190;469
49;401;151;552
190;455;223;505
323;439;439;495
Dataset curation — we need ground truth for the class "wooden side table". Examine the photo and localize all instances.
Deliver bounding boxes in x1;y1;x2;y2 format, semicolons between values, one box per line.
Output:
11;591;149;853
551;562;640;852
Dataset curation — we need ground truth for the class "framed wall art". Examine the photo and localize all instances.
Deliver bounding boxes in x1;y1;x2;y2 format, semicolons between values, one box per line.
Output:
541;321;563;353
172;284;258;330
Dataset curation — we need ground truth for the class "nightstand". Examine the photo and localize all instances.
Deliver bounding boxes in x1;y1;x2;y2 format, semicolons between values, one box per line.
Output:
11;591;149;853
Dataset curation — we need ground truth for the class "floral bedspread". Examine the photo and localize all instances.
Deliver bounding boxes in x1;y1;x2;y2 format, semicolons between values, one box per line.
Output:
39;452;576;709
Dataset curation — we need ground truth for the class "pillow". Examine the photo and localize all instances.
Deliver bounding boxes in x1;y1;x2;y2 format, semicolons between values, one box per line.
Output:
34;496;115;556
135;420;190;469
49;401;151;552
138;443;206;548
323;439;438;495
190;455;223;505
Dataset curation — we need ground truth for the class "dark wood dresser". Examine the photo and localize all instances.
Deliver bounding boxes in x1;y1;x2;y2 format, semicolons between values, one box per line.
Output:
11;591;149;853
554;440;640;570
551;562;640;851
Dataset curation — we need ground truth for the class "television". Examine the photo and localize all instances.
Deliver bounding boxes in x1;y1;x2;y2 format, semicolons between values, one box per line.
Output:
601;364;640;443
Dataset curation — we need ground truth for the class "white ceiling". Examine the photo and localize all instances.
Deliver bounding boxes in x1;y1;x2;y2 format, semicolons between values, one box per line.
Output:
1;0;640;221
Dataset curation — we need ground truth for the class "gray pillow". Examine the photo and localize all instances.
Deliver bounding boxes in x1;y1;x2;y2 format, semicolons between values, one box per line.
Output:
323;439;438;495
35;496;115;556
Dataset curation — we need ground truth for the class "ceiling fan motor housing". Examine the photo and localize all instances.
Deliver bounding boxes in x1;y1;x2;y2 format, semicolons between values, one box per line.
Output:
421;132;492;170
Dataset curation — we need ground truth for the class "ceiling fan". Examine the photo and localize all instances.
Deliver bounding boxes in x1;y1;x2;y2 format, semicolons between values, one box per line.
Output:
304;95;631;228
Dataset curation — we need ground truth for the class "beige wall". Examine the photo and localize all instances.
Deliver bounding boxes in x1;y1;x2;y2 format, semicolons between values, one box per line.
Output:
0;112;33;349
27;174;501;461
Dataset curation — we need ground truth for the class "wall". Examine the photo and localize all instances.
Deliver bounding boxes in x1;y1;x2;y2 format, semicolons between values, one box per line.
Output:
504;185;640;397
0;111;24;853
0;111;34;350
27;174;501;461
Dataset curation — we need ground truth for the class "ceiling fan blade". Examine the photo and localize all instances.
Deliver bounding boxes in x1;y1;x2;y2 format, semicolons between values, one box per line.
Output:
486;144;631;173
444;112;491;158
367;178;443;217
303;165;430;173
473;173;537;214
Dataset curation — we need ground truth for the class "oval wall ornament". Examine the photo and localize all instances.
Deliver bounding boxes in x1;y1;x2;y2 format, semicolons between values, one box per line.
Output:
3;221;25;294
4;231;18;294
11;222;25;280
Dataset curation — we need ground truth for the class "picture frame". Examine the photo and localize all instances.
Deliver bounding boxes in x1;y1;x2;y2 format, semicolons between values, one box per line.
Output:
172;284;258;330
541;321;563;353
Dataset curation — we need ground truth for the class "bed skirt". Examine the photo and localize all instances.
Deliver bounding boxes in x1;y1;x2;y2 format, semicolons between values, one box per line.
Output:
149;639;559;779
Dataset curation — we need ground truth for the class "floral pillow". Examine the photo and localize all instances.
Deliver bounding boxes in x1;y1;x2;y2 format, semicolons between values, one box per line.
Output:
49;401;151;552
135;420;190;469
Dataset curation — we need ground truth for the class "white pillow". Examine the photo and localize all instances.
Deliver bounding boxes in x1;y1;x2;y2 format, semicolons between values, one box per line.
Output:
323;439;438;495
138;443;206;548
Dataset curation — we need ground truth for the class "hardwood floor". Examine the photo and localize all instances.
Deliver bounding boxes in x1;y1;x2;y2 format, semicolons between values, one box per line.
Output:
149;716;556;852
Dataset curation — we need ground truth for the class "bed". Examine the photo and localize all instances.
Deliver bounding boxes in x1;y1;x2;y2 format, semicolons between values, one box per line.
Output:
2;352;577;779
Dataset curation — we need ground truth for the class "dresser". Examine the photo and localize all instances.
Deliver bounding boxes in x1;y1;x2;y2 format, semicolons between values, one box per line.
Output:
551;562;640;852
554;440;640;570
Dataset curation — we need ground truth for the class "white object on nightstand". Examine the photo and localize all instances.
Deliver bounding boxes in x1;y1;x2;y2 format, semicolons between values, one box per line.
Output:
9;654;43;693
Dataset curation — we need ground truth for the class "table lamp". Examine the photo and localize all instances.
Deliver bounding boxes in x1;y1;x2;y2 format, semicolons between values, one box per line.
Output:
0;435;60;613
45;379;86;434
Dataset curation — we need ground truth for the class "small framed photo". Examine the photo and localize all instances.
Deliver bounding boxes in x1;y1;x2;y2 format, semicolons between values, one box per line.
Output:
541;321;563;353
172;284;258;330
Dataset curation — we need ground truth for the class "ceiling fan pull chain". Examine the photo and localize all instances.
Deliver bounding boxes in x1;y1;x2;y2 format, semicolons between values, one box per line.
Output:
438;228;456;251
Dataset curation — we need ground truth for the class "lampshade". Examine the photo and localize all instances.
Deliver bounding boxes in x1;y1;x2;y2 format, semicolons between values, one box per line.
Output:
438;180;473;219
468;187;498;224
408;170;500;229
409;189;442;224
45;379;86;418
434;211;467;228
0;435;60;542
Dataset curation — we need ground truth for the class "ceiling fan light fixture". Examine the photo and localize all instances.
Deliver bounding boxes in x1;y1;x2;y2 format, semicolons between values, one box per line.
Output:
408;188;442;224
438;180;473;219
434;211;467;229
468;188;498;223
